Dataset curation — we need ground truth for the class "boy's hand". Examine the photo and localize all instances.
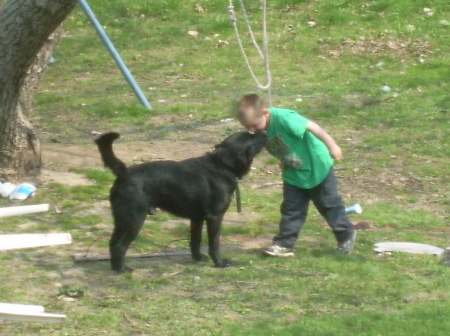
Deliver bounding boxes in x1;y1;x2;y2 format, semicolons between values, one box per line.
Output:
329;144;343;161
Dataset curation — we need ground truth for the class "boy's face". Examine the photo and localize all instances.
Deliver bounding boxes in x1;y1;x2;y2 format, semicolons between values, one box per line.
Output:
241;109;269;133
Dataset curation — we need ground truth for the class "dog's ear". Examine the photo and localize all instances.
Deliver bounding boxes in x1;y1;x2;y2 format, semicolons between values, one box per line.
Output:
213;146;248;177
214;147;238;165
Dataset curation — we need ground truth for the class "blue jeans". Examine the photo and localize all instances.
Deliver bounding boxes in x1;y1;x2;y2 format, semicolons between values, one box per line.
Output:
273;168;354;248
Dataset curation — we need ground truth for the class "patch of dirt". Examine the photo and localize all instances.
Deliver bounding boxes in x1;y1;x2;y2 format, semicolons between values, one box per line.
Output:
39;117;238;185
319;36;433;61
40;168;94;186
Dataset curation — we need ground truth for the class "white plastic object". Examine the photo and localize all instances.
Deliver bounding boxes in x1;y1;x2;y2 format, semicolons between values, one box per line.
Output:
345;203;362;214
0;182;16;198
374;242;444;256
0;233;71;250
0;204;49;218
9;183;36;202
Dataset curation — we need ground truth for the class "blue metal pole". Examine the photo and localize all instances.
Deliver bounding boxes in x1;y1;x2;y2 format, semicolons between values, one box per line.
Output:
78;0;152;109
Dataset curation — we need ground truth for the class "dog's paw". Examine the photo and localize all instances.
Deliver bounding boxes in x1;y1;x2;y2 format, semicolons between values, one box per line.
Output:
214;259;232;268
192;253;208;262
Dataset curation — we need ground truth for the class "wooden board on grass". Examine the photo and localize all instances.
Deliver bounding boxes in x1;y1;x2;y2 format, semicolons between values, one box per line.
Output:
0;303;66;323
0;233;72;251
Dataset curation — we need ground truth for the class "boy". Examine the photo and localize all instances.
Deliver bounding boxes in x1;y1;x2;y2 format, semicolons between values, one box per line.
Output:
237;93;356;257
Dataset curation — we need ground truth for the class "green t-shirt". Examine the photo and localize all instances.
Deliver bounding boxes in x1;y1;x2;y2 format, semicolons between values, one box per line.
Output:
265;107;333;189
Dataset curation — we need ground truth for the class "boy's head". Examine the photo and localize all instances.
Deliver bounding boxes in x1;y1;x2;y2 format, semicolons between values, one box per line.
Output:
237;93;269;132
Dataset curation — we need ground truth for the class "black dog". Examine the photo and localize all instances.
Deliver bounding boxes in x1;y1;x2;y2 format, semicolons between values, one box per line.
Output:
95;131;267;273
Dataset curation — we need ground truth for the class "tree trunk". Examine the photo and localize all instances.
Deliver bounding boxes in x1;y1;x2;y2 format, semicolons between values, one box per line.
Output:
0;0;78;181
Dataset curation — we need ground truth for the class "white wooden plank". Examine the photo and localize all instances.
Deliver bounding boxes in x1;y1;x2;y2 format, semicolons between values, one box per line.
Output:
0;303;66;323
0;303;44;314
0;204;49;218
0;233;72;251
374;242;444;256
0;311;66;323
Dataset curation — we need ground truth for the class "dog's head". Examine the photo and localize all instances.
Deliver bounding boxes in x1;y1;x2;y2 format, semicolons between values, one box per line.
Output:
213;131;267;179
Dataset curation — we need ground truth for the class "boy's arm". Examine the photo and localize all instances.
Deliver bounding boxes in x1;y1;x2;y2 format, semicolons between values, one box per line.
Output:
306;121;343;161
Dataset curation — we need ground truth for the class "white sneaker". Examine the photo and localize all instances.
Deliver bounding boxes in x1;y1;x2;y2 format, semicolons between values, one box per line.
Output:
263;245;294;257
337;231;357;255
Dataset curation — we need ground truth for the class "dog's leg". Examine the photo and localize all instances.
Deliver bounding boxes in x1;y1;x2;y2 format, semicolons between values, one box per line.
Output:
110;211;146;273
190;219;207;262
110;226;134;273
206;215;230;268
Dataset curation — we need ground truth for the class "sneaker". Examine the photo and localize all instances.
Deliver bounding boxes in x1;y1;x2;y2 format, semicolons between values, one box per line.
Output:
337;231;357;255
263;245;294;257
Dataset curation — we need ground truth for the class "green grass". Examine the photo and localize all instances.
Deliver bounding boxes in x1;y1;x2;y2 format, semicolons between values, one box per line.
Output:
226;300;450;335
1;0;449;335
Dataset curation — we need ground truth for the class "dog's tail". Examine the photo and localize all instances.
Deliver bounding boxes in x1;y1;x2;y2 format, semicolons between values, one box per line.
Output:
95;132;127;177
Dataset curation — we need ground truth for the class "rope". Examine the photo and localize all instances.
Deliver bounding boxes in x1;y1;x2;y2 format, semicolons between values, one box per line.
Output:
228;0;273;106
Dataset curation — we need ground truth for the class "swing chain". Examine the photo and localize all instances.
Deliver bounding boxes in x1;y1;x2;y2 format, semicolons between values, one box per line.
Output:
228;0;272;106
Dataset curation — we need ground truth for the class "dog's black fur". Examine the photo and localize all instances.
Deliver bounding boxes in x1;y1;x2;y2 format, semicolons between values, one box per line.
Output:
95;131;267;273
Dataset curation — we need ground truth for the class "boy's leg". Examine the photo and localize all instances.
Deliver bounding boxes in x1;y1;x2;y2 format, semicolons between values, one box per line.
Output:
310;168;354;244
272;182;310;249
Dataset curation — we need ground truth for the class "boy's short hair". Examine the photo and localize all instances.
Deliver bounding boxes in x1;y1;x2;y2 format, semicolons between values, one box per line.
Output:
237;93;265;123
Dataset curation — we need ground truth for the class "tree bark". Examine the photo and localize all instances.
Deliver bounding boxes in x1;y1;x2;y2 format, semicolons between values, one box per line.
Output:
0;0;78;181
